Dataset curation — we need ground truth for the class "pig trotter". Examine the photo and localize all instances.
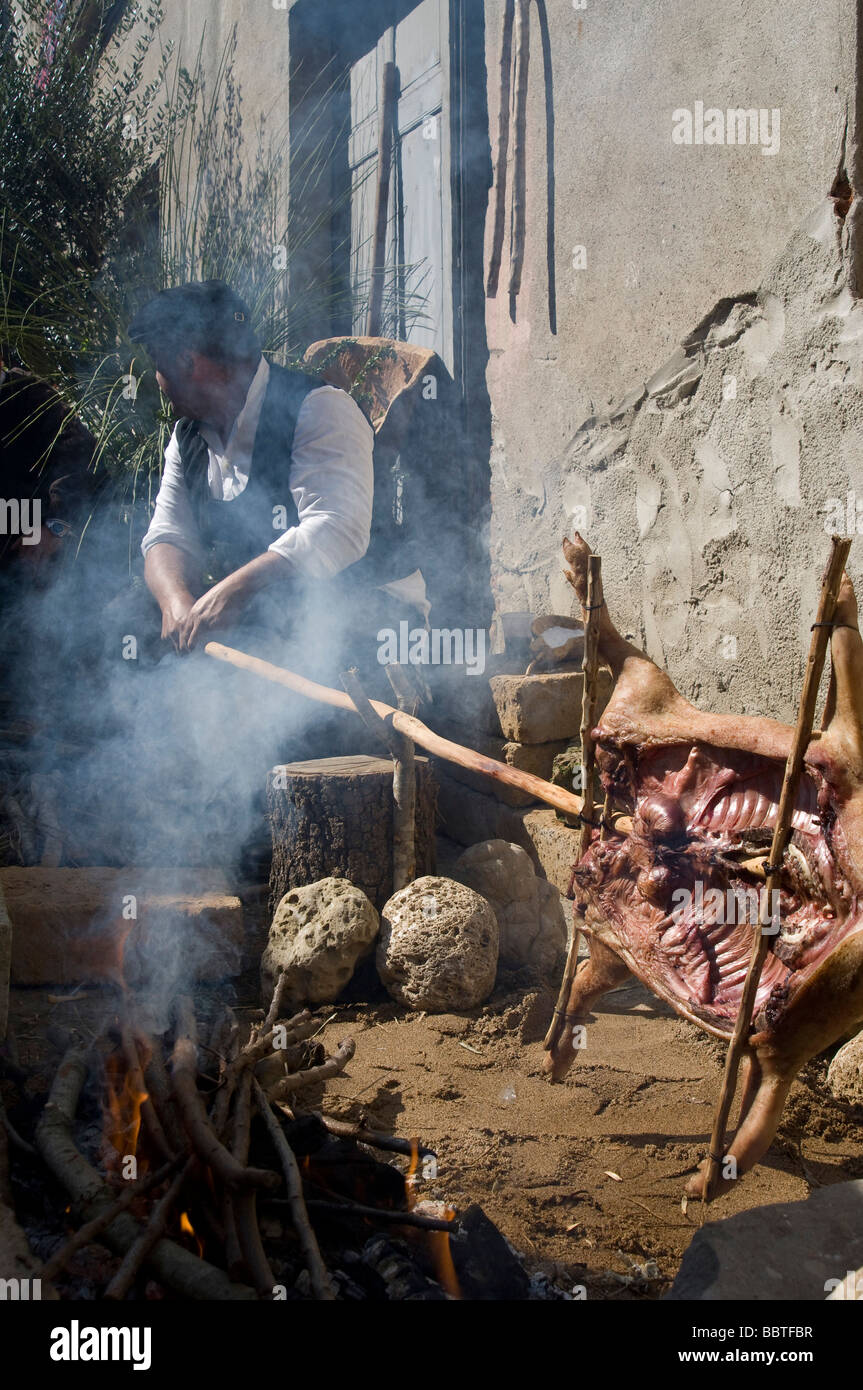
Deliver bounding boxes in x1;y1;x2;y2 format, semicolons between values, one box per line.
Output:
542;937;630;1082
559;535;863;1200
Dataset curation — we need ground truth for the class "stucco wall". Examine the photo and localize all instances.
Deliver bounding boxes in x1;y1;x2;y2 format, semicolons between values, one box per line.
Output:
484;0;861;722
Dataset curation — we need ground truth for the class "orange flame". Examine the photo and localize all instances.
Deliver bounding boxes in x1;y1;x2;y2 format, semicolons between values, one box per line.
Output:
428;1209;460;1300
102;1050;148;1172
180;1211;204;1258
405;1138;420;1210
404;1142;461;1298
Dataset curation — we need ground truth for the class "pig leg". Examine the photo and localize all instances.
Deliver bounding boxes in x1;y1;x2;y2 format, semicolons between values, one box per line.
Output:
543;935;631;1082
685;1044;796;1201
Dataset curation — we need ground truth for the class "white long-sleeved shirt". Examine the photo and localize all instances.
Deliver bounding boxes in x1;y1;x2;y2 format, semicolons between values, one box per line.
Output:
140;357;374;580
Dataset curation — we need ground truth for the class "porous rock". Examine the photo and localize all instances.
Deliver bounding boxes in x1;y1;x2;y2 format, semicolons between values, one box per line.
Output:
377;876;498;1011
827;1029;863;1106
454;840;566;978
262;877;379;1007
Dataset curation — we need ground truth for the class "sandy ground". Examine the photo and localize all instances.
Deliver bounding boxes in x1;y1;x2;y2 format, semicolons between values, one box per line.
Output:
313;978;863;1298
7;967;863;1300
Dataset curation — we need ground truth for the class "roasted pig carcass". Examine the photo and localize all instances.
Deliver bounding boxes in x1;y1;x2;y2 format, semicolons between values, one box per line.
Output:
544;535;863;1201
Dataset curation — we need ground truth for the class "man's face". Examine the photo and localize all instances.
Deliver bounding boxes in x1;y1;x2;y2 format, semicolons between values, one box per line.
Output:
154;351;212;420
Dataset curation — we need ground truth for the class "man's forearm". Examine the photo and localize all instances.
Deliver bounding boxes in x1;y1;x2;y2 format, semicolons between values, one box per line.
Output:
221;550;293;600
144;542;201;612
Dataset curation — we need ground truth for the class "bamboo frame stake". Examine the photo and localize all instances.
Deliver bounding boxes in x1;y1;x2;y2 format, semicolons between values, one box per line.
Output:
341;667;417;892
700;535;852;1211
205;641;588;822
386;666;417;890
544;554;604;1053
366;61;398;337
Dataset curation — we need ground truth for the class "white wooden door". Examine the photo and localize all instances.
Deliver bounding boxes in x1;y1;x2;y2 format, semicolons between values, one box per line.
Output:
348;0;452;369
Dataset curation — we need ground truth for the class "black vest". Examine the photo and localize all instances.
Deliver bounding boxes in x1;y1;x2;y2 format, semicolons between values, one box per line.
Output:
176;362;320;579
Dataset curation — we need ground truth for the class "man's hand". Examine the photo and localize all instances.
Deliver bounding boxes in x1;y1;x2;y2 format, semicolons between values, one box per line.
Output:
160;594;195;650
177;574;246;650
177;551;292;651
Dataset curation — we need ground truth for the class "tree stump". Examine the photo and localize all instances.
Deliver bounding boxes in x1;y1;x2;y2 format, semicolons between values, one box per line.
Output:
267;755;437;912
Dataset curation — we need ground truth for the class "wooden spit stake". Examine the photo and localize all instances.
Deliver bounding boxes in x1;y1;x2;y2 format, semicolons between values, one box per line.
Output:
340;667;417;892
543;553;604;1054
699;534;852;1211
385;666;418;890
205;642;591;821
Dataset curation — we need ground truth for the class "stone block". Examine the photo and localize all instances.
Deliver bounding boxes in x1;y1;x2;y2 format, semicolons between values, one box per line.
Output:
433;725;569;807
0;868;243;986
488;669;612;744
435;770;534;848
520;809;581;894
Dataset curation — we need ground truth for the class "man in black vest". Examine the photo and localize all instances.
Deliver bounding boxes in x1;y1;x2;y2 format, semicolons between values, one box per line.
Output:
129;281;383;675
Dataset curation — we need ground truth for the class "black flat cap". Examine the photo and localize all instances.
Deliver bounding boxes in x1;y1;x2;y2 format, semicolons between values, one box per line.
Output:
128;281;260;364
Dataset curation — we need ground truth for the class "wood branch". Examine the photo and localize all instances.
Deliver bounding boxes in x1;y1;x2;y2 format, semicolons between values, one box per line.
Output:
387;669;417;891
40;1157;181;1281
265;973;292;1030
121;1025;174;1163
210;1020;243;1138
142;1036;186;1156
205;642;586;822
207;1005;237;1064
170;997;280;1193
545;554;604;1053
341;668;403;759
315;1114;436;1161
252;1079;336;1301
304;1199;456;1232
385;663;420;713
578;555;604;861
341;667;417;891
229;1012;315;1074
0;1113;55;1295
268;1039;356;1102
700;535;853;1209
230;1070;276;1297
102;1158;194;1301
35;1047;256;1300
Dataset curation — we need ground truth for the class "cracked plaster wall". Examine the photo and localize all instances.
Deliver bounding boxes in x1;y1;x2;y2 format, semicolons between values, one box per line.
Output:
485;0;862;722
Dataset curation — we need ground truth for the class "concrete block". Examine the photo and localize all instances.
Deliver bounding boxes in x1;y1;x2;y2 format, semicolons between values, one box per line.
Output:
488;669;613;744
424;657;522;736
435;771;534;848
434;778;582;898
433;725;570;807
521;809;581;895
0;868;243;986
